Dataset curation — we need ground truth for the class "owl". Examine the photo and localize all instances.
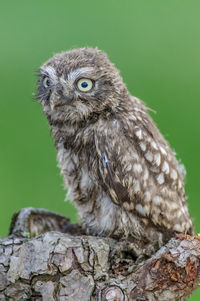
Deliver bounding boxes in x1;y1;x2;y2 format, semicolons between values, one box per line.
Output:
37;47;193;256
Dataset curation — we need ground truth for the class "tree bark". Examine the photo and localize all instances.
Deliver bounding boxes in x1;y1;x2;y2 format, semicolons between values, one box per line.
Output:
0;208;199;300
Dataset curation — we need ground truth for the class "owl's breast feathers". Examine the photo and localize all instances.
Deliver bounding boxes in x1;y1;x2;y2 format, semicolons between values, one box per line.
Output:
94;97;193;235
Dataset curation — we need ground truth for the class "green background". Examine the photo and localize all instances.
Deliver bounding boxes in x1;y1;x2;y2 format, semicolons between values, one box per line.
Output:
0;0;199;299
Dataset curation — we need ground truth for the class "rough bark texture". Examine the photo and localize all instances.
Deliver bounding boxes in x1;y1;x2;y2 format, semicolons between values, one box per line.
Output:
0;208;200;300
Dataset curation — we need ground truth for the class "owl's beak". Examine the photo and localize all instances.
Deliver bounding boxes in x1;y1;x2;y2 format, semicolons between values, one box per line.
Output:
50;96;74;110
50;87;74;110
50;98;60;110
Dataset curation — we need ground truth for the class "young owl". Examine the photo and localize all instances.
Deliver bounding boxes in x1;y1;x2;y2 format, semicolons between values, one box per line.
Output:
37;48;193;256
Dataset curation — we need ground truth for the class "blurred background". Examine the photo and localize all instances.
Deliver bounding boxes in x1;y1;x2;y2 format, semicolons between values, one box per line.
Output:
0;0;199;298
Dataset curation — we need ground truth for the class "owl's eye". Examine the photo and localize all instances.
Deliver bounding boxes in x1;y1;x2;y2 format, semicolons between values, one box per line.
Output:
43;77;51;88
77;78;93;92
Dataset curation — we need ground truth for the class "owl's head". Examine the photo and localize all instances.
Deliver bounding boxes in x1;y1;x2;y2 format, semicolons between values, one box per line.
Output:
37;48;128;122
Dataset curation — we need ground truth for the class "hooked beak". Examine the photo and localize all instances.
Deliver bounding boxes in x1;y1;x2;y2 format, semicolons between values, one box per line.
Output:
50;98;59;110
50;96;74;110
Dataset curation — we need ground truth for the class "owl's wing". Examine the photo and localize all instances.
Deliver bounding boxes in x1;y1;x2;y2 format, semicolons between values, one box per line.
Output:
94;106;193;234
95;117;148;208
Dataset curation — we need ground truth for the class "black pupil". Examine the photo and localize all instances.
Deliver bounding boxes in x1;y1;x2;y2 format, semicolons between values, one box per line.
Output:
45;78;50;87
81;82;88;88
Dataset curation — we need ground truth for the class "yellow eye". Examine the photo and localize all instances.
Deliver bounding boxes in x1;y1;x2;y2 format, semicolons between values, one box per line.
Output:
77;78;93;92
43;77;51;88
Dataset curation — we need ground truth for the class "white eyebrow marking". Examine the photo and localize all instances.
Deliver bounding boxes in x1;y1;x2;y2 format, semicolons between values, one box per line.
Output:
67;67;94;80
40;66;57;81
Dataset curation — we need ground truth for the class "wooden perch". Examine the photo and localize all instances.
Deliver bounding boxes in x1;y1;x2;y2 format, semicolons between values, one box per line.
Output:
0;208;199;300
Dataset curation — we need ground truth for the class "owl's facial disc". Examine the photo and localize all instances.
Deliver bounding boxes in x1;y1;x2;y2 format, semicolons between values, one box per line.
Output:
50;74;95;110
39;66;98;111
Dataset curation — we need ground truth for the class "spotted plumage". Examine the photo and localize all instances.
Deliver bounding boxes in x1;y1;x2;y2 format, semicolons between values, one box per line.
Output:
37;47;193;256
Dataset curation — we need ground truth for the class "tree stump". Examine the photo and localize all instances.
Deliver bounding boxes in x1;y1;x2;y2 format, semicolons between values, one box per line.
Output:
0;207;199;300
